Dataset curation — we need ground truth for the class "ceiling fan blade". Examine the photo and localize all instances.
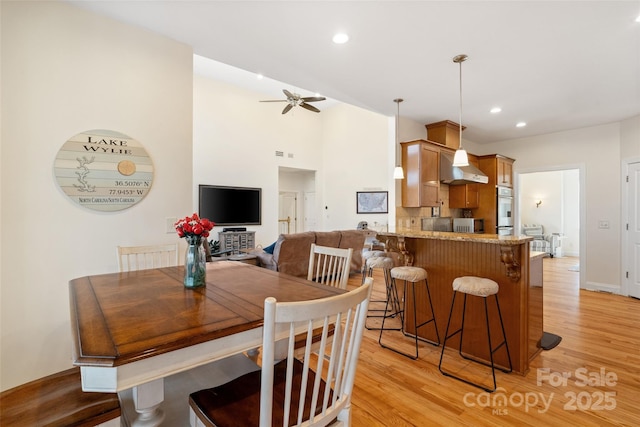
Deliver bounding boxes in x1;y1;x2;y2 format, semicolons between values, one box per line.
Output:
300;102;320;113
282;104;293;114
283;89;296;99
301;96;326;103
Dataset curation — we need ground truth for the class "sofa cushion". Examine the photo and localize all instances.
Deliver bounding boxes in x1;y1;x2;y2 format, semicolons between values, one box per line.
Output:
315;231;341;248
273;231;317;277
337;230;367;273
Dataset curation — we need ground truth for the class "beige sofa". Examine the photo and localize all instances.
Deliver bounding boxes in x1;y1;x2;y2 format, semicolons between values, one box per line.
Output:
251;230;367;278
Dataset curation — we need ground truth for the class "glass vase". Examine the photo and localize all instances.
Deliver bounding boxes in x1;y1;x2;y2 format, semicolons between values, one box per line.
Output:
184;235;206;288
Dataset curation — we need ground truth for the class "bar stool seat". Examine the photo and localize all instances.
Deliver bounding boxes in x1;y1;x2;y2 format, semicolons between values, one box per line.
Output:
390;266;428;283
379;266;439;359
438;276;512;393
364;256;402;331
453;276;499;297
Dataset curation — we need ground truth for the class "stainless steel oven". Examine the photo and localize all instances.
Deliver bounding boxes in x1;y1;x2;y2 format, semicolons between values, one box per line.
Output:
497;186;514;235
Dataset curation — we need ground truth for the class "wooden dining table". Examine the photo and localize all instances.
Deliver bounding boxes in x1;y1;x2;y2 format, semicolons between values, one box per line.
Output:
69;261;344;426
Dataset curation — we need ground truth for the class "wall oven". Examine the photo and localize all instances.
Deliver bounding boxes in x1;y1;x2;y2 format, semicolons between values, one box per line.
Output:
497;186;514;235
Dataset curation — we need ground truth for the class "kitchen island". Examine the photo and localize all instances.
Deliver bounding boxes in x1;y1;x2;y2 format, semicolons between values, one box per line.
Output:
378;229;540;375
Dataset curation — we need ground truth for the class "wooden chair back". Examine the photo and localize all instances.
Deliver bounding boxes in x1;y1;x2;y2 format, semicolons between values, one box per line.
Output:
117;243;179;272
188;279;372;427
307;244;353;289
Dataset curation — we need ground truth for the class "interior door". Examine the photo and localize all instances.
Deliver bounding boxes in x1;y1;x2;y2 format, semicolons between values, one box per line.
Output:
278;192;297;234
628;161;640;299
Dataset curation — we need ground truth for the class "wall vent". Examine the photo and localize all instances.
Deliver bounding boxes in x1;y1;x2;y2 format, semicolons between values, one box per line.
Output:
275;151;284;157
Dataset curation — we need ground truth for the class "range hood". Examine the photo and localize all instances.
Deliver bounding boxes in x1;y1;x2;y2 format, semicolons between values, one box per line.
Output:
440;152;489;185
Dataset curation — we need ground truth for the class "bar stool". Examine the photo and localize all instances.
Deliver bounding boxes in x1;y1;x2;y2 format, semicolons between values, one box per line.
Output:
364;256;402;331
438;276;512;392
361;250;387;284
379;266;439;359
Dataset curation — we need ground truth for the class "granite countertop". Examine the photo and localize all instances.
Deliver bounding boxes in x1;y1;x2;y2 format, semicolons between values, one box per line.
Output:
378;228;534;246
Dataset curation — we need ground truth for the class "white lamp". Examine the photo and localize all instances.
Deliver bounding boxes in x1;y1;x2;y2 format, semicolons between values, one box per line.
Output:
393;98;405;179
452;54;469;167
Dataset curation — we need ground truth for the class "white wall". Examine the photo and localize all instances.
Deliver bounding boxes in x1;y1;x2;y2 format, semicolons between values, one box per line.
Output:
193;72;392;242
620;115;640;159
475;123;623;291
193;73;325;245
0;1;194;390
321;104;390;230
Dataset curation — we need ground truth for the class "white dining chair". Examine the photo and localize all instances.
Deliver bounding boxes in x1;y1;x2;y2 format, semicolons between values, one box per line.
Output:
117;243;179;272
307;243;353;289
188;278;372;427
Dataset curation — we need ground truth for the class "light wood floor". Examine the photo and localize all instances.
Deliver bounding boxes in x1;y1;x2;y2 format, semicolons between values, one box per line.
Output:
347;257;640;426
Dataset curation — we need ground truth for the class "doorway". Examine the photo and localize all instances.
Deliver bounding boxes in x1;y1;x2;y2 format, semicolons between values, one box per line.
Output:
517;167;584;288
278;167;317;234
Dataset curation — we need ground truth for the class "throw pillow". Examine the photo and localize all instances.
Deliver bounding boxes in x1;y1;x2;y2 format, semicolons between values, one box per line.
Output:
263;241;276;254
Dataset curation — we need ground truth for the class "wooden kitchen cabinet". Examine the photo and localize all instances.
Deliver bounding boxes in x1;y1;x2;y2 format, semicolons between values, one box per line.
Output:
449;154;480;208
401;140;440;207
449;182;479;208
476;154;516;233
498;157;514;187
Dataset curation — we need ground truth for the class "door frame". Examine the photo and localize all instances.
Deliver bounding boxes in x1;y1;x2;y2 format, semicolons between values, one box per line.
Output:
621;157;640;297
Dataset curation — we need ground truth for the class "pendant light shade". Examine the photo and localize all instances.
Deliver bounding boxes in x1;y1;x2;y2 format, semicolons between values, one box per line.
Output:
394;98;404;179
453;54;469;167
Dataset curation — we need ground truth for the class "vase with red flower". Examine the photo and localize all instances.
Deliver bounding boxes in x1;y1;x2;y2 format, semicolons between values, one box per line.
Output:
175;213;215;288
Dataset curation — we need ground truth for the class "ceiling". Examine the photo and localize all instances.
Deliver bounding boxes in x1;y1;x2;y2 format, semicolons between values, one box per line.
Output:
68;1;640;144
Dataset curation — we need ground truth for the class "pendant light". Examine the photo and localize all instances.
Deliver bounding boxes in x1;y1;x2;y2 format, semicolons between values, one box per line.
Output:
452;54;469;167
393;98;405;179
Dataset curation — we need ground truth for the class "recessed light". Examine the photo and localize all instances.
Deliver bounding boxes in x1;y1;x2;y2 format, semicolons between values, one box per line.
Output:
256;74;264;80
490;107;502;114
636;14;640;23
516;122;527;128
332;33;349;44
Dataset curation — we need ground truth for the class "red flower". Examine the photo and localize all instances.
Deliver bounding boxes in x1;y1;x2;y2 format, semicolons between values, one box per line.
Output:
175;213;216;240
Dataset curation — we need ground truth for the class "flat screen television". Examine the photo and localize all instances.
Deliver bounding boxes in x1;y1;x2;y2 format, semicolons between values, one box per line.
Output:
198;185;261;226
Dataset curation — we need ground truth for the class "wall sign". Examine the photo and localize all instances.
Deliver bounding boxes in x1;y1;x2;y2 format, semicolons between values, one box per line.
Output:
54;129;154;212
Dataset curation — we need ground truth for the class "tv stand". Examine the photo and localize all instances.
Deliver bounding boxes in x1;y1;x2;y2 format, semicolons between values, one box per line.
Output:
219;230;255;255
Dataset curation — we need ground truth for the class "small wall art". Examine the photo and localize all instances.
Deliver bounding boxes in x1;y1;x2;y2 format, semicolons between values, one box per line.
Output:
356;191;388;214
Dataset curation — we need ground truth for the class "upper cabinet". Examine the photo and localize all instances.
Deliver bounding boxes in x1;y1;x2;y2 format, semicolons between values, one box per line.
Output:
497;157;514;187
401;140;440;207
478;154;515;188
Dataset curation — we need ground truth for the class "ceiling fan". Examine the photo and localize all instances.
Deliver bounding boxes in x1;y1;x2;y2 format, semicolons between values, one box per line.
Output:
260;89;326;114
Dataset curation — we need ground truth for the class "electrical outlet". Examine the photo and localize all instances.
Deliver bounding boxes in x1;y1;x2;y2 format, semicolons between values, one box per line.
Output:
598;220;610;229
166;217;177;233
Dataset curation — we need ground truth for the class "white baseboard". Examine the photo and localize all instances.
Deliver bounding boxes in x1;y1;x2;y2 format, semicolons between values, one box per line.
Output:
584;281;622;295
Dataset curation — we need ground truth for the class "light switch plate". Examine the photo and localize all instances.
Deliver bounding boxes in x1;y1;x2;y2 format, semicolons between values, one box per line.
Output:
166;217;177;233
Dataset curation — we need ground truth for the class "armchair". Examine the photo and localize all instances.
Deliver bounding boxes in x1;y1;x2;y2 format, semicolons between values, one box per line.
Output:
522;224;560;257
